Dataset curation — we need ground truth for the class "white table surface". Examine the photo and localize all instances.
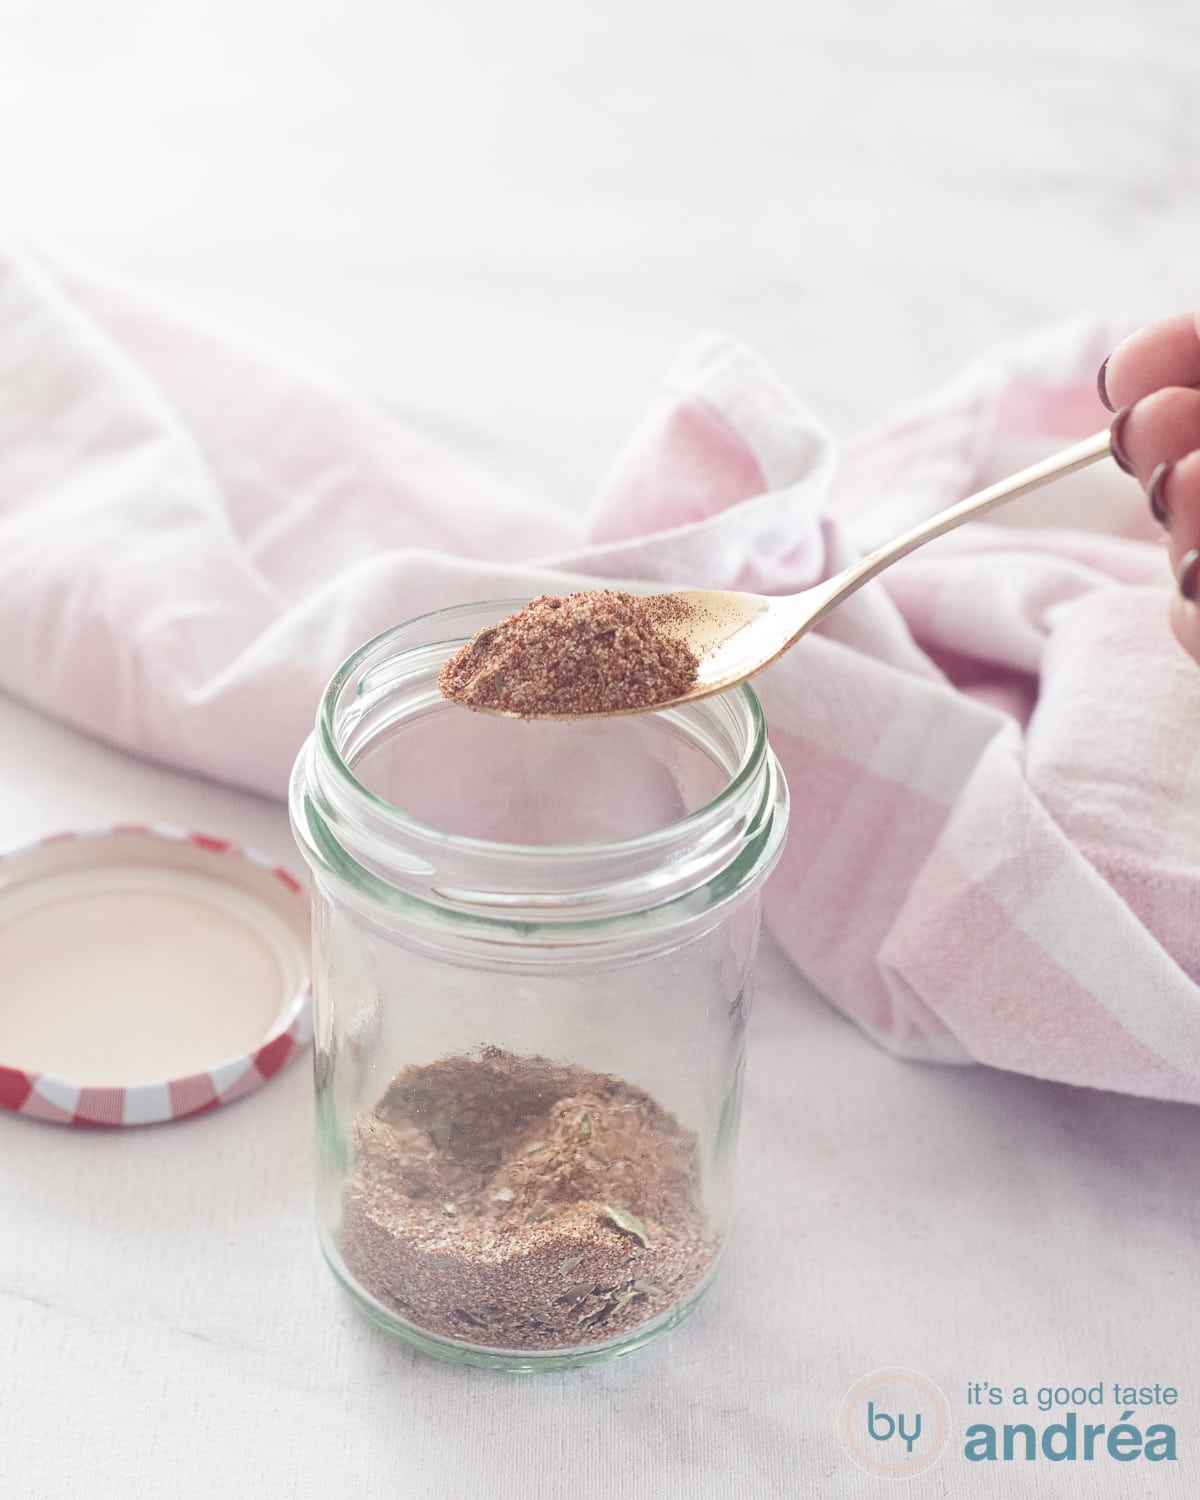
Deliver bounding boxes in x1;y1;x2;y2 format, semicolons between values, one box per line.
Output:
3;2;1200;1496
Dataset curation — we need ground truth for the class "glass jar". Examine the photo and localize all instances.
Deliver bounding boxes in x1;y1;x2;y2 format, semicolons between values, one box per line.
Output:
289;600;789;1371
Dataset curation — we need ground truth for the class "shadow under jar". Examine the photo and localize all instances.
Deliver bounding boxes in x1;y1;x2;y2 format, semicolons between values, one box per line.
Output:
289;600;789;1371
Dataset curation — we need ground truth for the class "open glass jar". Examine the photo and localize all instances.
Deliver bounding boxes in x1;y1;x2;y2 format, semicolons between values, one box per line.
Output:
289;601;789;1370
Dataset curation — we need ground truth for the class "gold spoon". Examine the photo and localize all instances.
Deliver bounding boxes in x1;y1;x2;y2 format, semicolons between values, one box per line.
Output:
468;428;1114;718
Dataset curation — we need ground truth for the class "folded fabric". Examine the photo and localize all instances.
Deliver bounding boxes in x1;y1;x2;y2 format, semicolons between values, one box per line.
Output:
3;237;1198;1105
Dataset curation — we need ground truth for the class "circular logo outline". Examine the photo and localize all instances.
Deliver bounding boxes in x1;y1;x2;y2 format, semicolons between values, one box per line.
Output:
837;1366;952;1479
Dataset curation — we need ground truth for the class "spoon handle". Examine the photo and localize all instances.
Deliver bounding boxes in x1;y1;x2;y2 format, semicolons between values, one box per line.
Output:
797;427;1114;633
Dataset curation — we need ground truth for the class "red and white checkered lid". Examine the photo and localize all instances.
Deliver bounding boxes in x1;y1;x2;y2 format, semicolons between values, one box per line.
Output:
0;824;312;1127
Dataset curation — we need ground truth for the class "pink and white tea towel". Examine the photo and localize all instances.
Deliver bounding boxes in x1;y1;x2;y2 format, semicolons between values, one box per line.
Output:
2;234;1197;1105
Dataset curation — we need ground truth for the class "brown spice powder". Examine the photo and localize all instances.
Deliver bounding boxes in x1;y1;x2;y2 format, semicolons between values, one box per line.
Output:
437;590;700;717
337;1049;719;1352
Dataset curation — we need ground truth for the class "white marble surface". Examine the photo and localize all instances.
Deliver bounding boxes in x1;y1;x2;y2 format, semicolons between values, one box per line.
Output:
3;1;1200;1495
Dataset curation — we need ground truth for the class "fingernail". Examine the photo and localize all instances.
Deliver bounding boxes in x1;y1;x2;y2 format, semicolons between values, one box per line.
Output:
1110;405;1135;474
1177;548;1200;602
1148;462;1174;526
1097;357;1113;412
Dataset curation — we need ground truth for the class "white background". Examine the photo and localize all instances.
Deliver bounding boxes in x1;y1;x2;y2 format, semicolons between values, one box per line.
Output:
2;1;1198;1495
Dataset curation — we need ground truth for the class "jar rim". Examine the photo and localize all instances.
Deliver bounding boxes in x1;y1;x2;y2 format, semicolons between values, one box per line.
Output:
315;598;770;862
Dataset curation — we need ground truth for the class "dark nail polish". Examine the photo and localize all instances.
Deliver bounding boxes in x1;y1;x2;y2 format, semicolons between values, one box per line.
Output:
1148;462;1174;526
1110;406;1135;474
1097;357;1113;412
1177;548;1200;602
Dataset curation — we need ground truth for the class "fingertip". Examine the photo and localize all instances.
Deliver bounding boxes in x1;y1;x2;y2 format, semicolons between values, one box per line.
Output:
1102;313;1200;410
1105;390;1200;486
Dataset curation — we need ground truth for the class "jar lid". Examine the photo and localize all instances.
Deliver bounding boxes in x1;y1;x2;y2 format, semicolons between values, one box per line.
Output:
0;824;311;1127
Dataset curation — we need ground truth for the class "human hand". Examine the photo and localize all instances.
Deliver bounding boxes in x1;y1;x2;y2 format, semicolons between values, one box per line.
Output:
1100;312;1200;662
